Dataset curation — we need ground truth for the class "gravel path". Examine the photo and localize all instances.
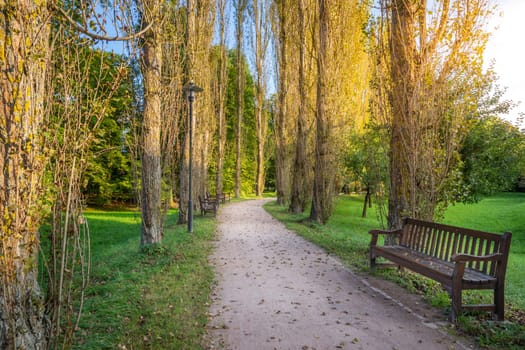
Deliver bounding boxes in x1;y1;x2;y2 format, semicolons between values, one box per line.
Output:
206;199;474;350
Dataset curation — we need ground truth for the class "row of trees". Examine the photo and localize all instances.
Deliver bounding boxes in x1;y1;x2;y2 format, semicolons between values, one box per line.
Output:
1;1;137;346
272;0;524;228
2;0;525;348
0;0;273;346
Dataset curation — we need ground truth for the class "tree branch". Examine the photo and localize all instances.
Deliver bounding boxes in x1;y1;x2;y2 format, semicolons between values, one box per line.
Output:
52;4;153;42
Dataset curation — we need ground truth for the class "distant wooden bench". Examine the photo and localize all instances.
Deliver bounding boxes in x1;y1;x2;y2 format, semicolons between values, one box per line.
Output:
206;191;231;204
198;195;218;216
369;218;512;321
216;192;231;204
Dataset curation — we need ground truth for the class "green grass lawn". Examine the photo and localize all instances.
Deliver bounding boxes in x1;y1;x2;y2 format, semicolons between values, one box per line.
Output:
72;209;215;349
71;193;524;349
264;192;525;349
442;193;525;311
266;193;525;309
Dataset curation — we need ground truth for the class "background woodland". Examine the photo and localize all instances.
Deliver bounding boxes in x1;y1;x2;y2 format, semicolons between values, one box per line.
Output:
1;0;525;348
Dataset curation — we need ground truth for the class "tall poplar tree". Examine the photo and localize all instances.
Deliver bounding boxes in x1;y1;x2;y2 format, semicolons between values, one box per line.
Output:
310;0;332;223
215;0;229;195
140;0;163;245
273;0;291;205
234;0;248;198
0;0;51;346
385;0;495;228
252;0;271;196
289;0;309;213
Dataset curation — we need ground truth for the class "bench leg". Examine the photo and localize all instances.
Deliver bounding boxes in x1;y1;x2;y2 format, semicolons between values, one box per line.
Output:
450;262;466;323
369;248;376;271
450;288;462;323
494;285;505;321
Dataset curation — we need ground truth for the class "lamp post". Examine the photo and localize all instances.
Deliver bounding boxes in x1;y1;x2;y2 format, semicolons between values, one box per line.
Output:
183;81;203;233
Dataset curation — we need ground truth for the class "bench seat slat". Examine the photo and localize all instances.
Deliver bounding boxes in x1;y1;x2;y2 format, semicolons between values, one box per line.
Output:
375;245;497;287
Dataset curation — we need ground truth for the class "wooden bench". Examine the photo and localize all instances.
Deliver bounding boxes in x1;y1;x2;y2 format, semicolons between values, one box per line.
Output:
206;191;231;204
369;218;512;321
198;195;218;216
216;192;231;204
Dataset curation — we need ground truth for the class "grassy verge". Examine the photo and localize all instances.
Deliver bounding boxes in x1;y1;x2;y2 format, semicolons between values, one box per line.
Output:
443;193;525;310
264;193;525;349
263;196;373;270
73;209;215;349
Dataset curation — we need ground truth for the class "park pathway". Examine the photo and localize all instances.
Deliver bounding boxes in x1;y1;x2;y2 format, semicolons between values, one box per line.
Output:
206;199;473;350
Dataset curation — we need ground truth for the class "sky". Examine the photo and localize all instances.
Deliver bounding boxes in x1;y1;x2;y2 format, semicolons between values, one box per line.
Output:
484;0;525;127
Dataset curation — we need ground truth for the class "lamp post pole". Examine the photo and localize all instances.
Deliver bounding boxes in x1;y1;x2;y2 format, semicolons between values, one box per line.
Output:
184;81;203;233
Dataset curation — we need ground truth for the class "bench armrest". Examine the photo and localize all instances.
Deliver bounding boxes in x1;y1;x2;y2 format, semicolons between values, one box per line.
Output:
451;253;504;287
451;253;503;263
369;228;403;236
369;228;403;246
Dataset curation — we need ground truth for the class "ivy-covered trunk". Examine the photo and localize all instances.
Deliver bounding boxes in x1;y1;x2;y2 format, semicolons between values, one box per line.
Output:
0;0;51;347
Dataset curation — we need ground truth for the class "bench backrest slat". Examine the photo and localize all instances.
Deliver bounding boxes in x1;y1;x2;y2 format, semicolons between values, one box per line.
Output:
427;226;437;256
483;240;494;274
424;227;432;255
474;238;483;270
401;218;511;278
450;232;459;262
437;229;446;258
490;239;501;276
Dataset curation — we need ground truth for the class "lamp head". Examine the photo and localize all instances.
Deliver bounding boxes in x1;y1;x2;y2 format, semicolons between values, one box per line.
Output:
183;80;203;99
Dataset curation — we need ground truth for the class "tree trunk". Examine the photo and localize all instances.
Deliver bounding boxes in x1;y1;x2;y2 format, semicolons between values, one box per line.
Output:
274;0;289;206
234;0;246;198
178;128;189;224
140;0;163;245
0;1;51;347
253;0;269;197
362;187;371;218
289;0;309;214
179;0;196;225
310;0;333;224
215;0;228;195
387;0;417;231
256;111;266;196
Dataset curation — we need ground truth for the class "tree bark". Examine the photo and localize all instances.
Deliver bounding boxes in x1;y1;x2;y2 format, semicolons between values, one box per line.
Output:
274;0;289;205
179;0;196;225
255;108;266;196
362;187;372;218
387;0;417;230
310;0;333;224
289;0;309;214
234;0;246;198
215;0;228;195
253;0;269;197
140;0;163;245
0;0;51;347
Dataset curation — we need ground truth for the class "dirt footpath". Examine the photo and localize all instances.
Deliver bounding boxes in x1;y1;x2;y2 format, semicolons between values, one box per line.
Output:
206;199;475;350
